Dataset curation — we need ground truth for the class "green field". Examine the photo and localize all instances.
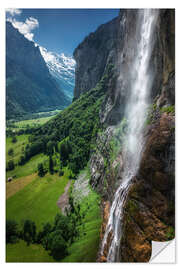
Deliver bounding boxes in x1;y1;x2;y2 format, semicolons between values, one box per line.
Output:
15;116;54;129
6;240;55;262
7;109;62;130
6;134;29;164
6;167;101;262
6;153;48;179
6;170;70;230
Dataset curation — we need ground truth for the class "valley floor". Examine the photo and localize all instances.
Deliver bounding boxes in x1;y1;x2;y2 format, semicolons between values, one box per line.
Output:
6;125;102;262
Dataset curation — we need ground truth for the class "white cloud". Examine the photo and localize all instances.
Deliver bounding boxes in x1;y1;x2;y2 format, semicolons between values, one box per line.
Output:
6;8;22;16
8;17;39;41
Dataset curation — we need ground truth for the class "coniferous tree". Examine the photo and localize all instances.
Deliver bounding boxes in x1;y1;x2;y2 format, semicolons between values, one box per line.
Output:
49;155;54;174
37;163;45;177
22;220;36;245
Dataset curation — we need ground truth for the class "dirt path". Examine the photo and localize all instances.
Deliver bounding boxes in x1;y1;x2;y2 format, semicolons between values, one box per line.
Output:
57;181;71;214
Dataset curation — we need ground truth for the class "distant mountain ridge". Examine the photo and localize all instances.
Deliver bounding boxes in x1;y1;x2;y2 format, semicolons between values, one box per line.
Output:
6;21;70;120
40;47;75;100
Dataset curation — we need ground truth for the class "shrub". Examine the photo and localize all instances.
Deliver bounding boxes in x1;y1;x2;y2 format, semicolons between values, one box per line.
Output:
18;155;26;166
47;231;67;260
11;136;17;143
36;222;52;245
6;220;19;244
22;220;36;245
53;214;74;242
6;160;15;171
8;148;14;156
160;105;175;114
59;170;64;176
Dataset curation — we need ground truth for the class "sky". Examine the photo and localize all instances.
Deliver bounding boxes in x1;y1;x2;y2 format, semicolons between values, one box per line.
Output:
6;8;119;56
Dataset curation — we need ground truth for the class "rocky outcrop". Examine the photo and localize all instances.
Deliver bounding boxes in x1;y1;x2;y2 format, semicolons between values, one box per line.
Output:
120;111;175;262
72;172;90;204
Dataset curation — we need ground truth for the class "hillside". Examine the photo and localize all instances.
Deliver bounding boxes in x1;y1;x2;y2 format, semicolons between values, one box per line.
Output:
6;22;70;120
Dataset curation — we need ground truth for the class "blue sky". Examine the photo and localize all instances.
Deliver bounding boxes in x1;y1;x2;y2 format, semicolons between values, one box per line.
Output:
6;8;119;56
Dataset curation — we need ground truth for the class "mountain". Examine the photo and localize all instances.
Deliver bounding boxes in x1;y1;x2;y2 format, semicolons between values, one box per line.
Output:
73;17;118;99
39;47;75;100
6;21;70;120
6;9;175;263
32;9;175;262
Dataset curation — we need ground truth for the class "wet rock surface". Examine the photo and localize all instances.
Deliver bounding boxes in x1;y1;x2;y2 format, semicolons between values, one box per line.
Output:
120;112;175;262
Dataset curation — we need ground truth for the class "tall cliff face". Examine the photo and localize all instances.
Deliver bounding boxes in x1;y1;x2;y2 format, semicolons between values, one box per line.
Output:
100;9;175;125
74;9;175;262
6;22;70;119
73;17;118;99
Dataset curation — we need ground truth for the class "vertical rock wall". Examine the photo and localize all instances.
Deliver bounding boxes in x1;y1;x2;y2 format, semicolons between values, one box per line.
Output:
73;9;175;262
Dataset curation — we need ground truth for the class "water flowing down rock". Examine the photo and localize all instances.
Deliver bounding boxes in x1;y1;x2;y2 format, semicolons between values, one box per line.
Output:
100;10;159;262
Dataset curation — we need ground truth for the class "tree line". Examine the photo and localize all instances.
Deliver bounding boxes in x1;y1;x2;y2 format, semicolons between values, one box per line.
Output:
6;194;85;261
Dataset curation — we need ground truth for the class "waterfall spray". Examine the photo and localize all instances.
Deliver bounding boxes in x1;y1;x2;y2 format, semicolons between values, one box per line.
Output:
100;9;159;262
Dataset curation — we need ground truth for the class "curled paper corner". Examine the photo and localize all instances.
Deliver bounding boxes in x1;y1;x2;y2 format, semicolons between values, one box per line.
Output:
150;239;175;263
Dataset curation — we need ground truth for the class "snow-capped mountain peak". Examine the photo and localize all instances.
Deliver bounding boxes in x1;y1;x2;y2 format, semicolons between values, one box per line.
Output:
39;46;75;99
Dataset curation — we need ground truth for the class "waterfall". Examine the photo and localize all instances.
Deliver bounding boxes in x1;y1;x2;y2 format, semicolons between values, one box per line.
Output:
100;9;159;262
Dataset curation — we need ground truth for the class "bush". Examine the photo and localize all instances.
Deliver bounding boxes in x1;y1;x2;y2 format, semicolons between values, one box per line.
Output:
36;222;52;245
53;214;74;242
160;105;175;114
6;160;15;171
59;170;64;176
11;136;17;143
47;231;67;260
8;148;14;156
6;220;19;243
22;220;36;245
18;155;26;166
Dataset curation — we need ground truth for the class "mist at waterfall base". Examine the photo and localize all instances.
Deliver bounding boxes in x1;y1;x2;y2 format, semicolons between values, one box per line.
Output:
101;9;159;262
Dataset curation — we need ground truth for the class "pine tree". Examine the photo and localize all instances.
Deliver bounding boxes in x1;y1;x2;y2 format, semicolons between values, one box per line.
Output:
37;163;45;177
49;155;54;174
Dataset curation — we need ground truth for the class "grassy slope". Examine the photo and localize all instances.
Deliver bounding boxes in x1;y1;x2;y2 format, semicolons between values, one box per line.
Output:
6;173;36;199
6;134;29;164
63;178;102;262
6;117;70;262
6;153;48;179
6;169;70;231
6;240;55;262
15;116;54;129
